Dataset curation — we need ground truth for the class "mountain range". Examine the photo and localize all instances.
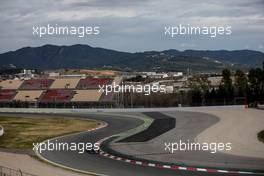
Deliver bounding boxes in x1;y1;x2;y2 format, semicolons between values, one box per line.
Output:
0;44;263;72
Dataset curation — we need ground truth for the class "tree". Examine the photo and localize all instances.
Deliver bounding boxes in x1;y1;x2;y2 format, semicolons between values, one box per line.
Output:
248;68;264;102
187;75;211;106
234;70;247;97
221;69;233;98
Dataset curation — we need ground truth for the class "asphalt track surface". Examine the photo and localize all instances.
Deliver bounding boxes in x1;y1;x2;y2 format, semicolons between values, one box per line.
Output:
1;112;263;176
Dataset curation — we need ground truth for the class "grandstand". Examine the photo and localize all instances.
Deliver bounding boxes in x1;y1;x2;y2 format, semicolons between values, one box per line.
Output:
19;79;54;90
13;90;43;102
77;78;112;89
112;77;122;86
0;80;23;89
0;77;121;108
0;90;17;102
50;78;80;89
40;90;75;103
100;92;114;102
72;90;102;102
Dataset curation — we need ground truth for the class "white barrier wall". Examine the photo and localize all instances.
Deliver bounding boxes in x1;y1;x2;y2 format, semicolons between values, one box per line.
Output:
0;106;244;114
0;125;4;136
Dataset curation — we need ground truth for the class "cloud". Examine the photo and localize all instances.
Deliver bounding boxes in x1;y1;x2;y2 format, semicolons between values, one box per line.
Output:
0;0;263;53
64;0;150;7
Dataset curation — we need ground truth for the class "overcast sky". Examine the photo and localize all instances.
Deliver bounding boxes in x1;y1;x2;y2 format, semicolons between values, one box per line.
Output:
0;0;264;53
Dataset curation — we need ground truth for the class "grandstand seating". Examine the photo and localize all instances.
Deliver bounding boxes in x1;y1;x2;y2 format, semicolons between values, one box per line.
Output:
112;77;122;86
77;78;113;89
0;80;23;89
19;79;54;90
40;90;75;103
14;90;43;102
50;78;80;89
99;92;114;102
0;77;119;107
72;90;102;102
0;90;17;102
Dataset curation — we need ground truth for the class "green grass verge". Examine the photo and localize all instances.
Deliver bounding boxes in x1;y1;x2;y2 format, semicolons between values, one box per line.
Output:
0;116;99;149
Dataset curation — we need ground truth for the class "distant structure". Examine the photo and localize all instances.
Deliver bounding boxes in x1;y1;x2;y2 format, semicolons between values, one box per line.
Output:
18;69;35;79
123;72;183;79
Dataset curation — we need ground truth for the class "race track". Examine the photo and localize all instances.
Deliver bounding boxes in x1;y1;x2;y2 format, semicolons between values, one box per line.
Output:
1;111;263;176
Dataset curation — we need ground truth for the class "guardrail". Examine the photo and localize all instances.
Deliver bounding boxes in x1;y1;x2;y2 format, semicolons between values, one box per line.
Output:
0;166;37;176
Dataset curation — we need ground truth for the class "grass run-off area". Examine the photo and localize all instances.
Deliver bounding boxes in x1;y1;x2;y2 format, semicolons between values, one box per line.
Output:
258;130;264;143
0;115;100;149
